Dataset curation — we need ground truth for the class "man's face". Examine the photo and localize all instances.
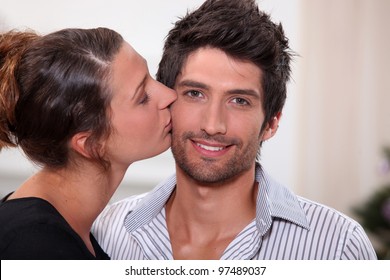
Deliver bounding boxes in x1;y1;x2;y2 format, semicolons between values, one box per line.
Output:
171;47;268;184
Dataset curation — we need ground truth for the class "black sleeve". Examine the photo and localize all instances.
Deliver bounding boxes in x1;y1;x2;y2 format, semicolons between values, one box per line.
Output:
0;224;90;260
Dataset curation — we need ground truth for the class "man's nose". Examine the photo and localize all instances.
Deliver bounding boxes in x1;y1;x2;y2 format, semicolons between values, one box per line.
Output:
200;102;227;135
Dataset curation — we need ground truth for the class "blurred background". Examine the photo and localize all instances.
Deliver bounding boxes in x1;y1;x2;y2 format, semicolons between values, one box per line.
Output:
1;0;389;257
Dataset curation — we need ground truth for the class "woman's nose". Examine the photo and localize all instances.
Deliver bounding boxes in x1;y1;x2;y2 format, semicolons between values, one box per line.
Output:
158;85;177;109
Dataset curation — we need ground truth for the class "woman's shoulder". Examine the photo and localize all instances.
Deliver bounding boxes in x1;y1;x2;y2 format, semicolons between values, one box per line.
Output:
0;196;65;228
0;197;89;259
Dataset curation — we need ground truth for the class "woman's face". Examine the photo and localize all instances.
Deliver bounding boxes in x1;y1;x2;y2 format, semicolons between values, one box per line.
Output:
105;42;176;169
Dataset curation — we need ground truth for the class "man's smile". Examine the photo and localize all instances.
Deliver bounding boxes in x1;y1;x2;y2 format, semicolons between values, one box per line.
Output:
190;139;233;157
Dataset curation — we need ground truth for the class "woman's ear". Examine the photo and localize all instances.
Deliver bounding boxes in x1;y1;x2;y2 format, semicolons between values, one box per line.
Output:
261;112;282;141
70;132;92;159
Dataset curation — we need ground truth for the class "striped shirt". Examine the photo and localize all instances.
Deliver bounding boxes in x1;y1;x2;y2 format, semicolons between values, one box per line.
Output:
92;165;377;260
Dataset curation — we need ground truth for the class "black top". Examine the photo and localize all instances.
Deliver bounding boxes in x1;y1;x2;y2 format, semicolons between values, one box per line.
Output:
0;194;110;260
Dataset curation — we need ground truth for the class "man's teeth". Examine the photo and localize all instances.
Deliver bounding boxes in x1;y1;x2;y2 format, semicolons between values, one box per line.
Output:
197;143;224;151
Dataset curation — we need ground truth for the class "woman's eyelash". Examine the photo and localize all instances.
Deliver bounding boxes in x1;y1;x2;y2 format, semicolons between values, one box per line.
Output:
139;93;150;104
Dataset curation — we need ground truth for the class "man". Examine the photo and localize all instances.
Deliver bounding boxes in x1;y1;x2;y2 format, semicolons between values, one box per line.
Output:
92;0;377;259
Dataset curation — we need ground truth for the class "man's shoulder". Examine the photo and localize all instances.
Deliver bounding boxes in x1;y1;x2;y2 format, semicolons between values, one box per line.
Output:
296;195;361;228
92;192;150;240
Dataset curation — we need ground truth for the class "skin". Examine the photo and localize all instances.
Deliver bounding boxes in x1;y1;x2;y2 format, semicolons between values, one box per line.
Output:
105;42;176;174
166;47;279;259
8;42;176;256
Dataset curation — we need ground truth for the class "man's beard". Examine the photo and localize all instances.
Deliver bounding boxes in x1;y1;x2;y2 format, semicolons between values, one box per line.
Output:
171;130;260;184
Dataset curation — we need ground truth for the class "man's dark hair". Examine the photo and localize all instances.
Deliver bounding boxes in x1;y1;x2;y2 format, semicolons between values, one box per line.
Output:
157;0;293;131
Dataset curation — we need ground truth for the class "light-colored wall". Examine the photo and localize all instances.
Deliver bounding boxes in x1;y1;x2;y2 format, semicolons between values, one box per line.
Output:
1;0;389;218
294;0;390;216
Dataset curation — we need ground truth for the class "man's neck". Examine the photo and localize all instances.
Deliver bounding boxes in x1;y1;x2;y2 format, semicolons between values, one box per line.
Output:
165;165;258;259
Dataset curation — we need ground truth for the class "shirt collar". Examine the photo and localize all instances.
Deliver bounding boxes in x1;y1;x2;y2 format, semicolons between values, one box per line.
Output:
125;164;309;233
255;164;310;234
124;174;176;232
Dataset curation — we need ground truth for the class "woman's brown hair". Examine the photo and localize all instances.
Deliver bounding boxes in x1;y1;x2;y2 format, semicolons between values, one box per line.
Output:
0;28;123;168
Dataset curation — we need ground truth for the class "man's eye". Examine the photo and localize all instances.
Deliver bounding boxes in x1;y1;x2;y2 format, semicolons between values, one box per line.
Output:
232;97;249;105
186;90;203;98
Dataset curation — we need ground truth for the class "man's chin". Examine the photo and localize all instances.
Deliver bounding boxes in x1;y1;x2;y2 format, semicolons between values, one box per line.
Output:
178;162;241;184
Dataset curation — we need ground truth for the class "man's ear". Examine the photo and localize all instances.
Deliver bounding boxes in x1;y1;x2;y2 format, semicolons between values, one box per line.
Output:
261;112;282;141
70;132;92;159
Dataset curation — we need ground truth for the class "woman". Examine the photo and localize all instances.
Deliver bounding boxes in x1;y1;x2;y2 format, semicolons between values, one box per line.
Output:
0;27;176;259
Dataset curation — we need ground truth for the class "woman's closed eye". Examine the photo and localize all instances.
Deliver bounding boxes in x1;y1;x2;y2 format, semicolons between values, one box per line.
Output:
139;93;150;105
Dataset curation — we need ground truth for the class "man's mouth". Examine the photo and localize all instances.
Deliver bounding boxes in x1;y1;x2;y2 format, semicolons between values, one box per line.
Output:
196;143;225;152
191;139;233;157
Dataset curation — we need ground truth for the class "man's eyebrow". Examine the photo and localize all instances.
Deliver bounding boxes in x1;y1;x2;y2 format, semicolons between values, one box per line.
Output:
226;88;261;99
176;79;210;90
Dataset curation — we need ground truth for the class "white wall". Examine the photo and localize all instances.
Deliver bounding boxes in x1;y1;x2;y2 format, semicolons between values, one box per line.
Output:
0;0;300;202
